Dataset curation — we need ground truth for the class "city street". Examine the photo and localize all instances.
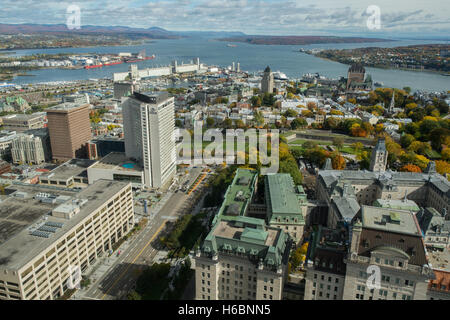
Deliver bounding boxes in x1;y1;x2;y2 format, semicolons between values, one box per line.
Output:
78;167;208;300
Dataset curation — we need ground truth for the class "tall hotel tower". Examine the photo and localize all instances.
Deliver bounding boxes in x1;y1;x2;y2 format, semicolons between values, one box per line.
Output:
122;91;176;189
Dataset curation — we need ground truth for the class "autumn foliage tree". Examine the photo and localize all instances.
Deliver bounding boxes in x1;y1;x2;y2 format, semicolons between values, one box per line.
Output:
331;152;346;170
435;160;450;176
399;164;422;173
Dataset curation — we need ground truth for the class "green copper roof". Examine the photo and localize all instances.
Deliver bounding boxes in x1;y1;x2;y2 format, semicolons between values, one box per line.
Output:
266;174;305;215
201;216;290;269
213;168;258;225
241;227;268;245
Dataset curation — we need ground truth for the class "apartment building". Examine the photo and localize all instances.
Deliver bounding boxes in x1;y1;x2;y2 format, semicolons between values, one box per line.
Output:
0;180;134;300
122;91;176;189
194;217;291;300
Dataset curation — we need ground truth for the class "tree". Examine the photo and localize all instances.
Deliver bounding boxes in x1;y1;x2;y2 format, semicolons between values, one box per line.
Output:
175;119;182;128
127;291;142;300
399;164;422;173
236;119;246;129
301;110;313;118
435;160;450;176
262;93;276;106
419;119;440;140
251;96;261;107
400;134;415;149
407;141;431;156
429;128;450;151
302;141;318;150
223;118;233;129
254;111;264;126
351;142;364;153
291;118;307;130
332;137;344;150
331;152;346;170
442;148;450;161
283;109;298;118
206;117;215;128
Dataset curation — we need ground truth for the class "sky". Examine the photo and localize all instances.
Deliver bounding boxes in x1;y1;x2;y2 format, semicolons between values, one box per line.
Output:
0;0;449;38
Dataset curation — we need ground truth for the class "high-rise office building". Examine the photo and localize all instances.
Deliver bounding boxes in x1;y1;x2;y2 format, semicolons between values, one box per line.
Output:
122;91;176;189
261;66;274;94
46;103;92;161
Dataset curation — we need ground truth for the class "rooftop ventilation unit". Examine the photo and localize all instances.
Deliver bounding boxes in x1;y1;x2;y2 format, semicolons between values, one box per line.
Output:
44;221;64;228
38;225;58;233
30;230;52;238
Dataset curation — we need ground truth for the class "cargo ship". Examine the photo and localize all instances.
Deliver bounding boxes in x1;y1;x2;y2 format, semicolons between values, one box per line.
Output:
84;64;103;69
104;61;123;66
84;60;123;69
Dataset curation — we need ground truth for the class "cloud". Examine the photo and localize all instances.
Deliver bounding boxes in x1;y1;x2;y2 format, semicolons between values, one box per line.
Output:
0;0;448;36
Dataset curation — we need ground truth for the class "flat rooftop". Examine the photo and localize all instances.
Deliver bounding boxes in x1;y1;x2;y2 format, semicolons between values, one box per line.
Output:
373;199;420;211
133;91;170;104
90;152;143;172
219;168;257;218
428;249;450;272
40;159;96;181
2;114;42;121
0;184;77;244
46;102;89;113
0;180;130;270
361;206;421;236
213;219;279;247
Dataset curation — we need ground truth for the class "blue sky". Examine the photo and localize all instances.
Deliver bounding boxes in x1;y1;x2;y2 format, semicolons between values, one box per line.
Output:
0;0;449;37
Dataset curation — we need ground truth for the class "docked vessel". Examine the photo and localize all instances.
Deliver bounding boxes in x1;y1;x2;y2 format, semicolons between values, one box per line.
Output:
84;64;103;69
125;54;156;63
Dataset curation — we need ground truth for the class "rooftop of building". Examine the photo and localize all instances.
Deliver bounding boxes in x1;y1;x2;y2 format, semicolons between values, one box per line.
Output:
332;196;360;222
40;159;97;181
215;168;258;221
318;168;450;197
132;91;170;104
201;216;290;270
356;206;428;266
427;249;450;272
45;102;89;113
373;198;420;212
306;225;348;275
265;173;306;215
90;152;143;172
0;180;130;270
2;113;43;122
360;206;421;236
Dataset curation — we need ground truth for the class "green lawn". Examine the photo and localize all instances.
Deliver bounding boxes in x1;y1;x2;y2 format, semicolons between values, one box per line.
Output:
289;138;332;145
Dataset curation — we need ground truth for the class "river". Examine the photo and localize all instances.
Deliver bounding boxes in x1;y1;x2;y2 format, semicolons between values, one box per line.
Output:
3;38;450;92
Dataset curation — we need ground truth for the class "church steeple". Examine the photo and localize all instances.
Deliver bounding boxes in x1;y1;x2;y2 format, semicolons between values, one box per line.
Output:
388;91;395;115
